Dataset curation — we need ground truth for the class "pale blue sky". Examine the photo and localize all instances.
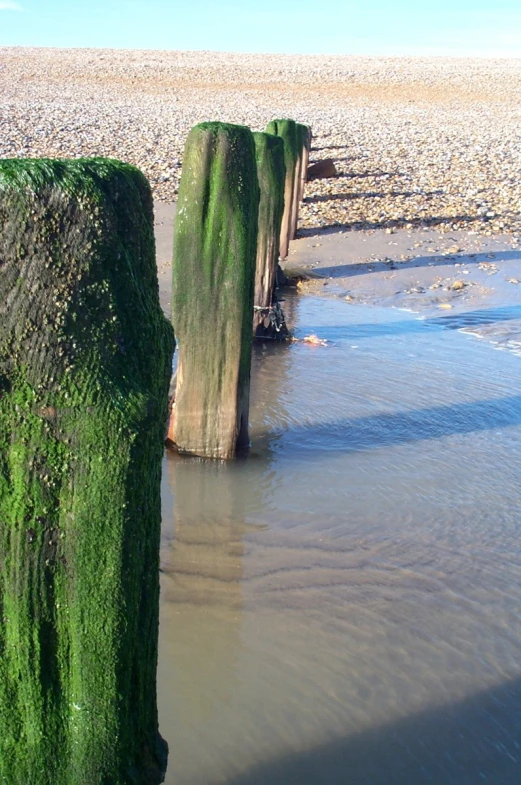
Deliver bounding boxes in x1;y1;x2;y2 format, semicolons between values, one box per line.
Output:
1;0;520;56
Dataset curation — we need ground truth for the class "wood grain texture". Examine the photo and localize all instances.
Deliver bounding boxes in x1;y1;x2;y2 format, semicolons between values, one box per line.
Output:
171;123;259;459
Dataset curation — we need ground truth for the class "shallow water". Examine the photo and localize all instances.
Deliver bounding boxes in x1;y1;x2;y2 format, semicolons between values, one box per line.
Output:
158;295;521;785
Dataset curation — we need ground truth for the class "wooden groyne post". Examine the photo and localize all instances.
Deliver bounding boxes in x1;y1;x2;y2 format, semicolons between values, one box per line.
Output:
252;131;287;340
265;118;299;260
0;158;174;785
289;123;312;241
169;122;259;459
293;123;313;207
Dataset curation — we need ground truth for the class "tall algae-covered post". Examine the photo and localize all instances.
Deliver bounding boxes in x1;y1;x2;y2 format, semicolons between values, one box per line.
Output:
0;159;174;785
265;118;298;260
252;131;287;340
170;122;259;459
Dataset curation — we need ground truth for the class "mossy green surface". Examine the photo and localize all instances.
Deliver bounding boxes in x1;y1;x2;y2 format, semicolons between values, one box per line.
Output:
172;122;259;459
0;158;175;784
252;132;286;338
264;119;299;259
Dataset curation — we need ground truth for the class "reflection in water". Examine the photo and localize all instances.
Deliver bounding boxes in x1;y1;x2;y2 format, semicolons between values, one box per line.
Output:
162;455;245;610
159;455;246;771
159;295;521;785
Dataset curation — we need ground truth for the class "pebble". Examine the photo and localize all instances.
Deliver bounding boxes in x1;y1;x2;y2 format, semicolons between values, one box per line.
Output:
1;48;520;238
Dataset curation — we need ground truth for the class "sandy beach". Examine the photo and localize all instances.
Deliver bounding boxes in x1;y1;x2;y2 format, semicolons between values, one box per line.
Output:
2;47;520;323
5;48;521;785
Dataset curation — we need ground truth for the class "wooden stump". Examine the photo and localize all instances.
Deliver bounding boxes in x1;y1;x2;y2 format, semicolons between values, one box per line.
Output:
252;131;287;340
265;118;299;260
170;122;259;459
0;159;174;784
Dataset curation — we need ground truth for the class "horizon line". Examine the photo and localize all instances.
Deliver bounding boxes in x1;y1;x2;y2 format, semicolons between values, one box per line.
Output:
1;44;521;61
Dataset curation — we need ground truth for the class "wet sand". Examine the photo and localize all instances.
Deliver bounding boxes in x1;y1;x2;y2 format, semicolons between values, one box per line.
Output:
157;291;521;785
5;47;521;785
154;200;521;326
152;140;521;785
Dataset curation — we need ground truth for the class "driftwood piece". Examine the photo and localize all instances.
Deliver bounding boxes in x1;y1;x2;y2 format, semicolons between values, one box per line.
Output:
169;122;259;459
307;158;338;180
0;158;174;785
265;118;299;260
252;131;287;340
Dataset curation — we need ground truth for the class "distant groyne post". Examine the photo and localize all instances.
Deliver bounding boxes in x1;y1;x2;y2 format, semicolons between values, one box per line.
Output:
169;122;259;459
252;131;287;340
298;124;312;204
0;158;174;785
290;123;312;241
265;118;299;260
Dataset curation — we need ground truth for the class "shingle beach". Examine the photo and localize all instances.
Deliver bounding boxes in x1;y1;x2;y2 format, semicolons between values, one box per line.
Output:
2;48;520;237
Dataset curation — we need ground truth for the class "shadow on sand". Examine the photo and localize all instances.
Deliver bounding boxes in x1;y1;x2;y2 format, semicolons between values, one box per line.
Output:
296;213;508;237
308;250;521;279
304;190;444;204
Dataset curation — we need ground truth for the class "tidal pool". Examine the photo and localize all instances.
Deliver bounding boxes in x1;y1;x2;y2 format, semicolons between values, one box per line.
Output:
158;295;521;785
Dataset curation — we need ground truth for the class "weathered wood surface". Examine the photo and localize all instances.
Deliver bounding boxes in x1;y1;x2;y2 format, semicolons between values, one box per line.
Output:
0;158;174;785
290;123;313;241
169;122;259;459
298;124;312;202
252;131;287;340
265;118;299;260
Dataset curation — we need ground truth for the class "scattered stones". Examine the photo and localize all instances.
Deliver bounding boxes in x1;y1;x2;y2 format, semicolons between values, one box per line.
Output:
449;280;466;290
1;48;520;238
478;261;498;274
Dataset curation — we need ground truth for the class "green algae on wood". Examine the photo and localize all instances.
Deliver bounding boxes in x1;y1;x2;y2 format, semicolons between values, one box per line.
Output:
265;118;299;260
0;158;175;785
252;132;287;340
170;122;259;459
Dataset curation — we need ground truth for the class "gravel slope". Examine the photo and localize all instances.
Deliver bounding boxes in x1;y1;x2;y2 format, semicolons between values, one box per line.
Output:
1;48;520;237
